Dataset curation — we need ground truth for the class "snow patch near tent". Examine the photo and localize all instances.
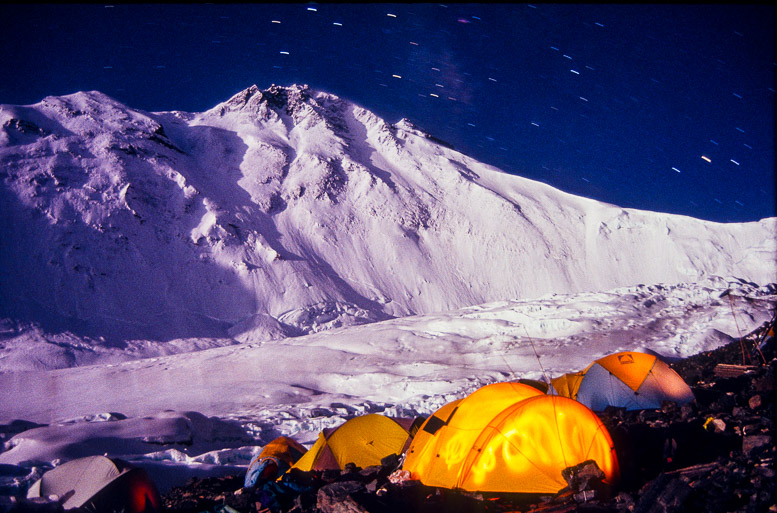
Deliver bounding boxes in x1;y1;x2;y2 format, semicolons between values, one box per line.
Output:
0;411;253;467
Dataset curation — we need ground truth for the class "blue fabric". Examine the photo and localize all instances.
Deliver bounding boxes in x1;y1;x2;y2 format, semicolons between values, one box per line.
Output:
576;363;648;411
245;457;279;488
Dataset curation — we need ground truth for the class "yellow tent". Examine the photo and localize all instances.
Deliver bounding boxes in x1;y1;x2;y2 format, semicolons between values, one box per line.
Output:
291;414;417;472
403;391;619;494
550;351;695;411
403;382;543;484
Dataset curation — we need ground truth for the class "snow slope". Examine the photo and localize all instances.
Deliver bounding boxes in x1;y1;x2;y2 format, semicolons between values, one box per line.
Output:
1;85;775;353
2;276;773;427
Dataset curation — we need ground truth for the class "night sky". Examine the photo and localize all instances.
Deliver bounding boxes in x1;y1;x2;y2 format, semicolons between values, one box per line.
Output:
2;3;775;223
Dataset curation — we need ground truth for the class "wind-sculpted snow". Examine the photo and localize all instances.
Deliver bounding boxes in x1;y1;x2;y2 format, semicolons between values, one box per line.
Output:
1;84;775;354
1;276;773;423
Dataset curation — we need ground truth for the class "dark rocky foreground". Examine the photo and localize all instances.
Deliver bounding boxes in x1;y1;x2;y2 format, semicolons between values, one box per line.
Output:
159;321;775;513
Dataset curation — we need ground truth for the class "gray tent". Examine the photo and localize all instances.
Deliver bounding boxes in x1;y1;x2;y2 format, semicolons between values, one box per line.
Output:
27;455;161;512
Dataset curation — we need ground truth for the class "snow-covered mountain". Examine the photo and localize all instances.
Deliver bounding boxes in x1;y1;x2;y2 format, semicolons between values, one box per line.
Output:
1;84;775;354
1;85;775;495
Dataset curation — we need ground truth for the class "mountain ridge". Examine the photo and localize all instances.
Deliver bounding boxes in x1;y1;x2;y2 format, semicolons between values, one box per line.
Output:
1;84;775;348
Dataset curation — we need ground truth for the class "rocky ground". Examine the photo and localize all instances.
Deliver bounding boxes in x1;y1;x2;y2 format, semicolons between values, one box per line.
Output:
159;319;775;513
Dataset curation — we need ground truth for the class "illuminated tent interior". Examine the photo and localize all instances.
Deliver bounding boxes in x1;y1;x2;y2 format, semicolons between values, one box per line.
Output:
403;382;542;484
402;383;619;494
26;455;162;512
549;351;695;411
290;414;419;472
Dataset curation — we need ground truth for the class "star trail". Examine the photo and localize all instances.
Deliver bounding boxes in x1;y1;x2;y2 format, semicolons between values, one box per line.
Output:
1;3;774;222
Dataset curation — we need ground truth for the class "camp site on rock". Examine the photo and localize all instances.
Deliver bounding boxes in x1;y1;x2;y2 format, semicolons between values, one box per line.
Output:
163;320;777;513
2;317;773;513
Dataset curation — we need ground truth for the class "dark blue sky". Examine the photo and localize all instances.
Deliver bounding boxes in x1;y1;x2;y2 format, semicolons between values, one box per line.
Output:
2;3;774;223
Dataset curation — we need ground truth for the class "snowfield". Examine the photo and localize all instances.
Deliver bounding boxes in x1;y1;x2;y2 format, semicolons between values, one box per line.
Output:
1;277;774;493
0;84;775;495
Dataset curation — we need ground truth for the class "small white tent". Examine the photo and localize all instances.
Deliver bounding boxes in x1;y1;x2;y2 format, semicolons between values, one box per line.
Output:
27;455;161;512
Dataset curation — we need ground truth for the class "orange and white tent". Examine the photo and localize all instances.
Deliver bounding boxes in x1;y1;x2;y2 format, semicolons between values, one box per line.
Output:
550;351;695;411
403;382;618;494
245;435;307;487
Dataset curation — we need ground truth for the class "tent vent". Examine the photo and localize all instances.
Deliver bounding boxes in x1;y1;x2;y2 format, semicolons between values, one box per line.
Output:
423;415;447;435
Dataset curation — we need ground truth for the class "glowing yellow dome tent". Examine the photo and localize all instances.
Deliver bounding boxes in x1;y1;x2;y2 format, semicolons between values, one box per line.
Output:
290;414;417;472
403;382;617;494
403;382;542;485
550;351;695;411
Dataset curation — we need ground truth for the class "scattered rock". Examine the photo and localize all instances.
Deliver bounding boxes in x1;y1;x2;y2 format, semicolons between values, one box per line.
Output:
561;460;606;494
743;434;772;456
317;481;368;513
634;474;693;513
